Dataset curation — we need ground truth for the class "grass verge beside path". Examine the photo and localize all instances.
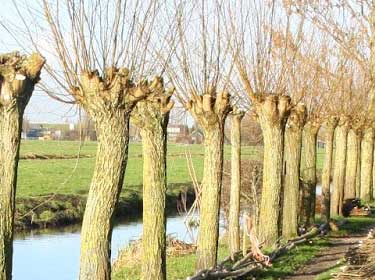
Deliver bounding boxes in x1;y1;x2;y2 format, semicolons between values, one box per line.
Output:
112;216;375;280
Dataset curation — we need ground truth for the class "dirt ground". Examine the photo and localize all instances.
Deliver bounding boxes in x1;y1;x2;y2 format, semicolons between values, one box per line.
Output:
284;234;366;280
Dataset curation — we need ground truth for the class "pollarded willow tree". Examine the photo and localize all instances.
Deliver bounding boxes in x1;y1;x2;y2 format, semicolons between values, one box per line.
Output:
131;77;174;280
222;0;319;245
162;1;233;270
330;63;368;215
298;1;375;207
2;1;172;279
0;52;45;280
267;23;325;237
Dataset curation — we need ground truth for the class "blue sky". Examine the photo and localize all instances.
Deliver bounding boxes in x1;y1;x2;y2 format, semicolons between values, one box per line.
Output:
0;1;80;124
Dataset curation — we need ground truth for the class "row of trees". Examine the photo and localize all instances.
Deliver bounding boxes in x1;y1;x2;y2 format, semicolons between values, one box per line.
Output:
1;1;375;280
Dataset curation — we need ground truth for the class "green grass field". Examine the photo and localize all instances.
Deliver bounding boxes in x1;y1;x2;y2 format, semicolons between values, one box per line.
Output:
17;140;325;198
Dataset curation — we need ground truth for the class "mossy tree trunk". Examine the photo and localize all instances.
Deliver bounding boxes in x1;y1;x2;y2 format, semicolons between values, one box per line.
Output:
186;90;232;270
76;69;148;280
255;95;291;246
282;104;306;239
320;117;338;223
331;117;350;216
300;120;320;226
0;53;44;280
131;78;174;280
228;109;245;256
360;127;374;202
345;125;361;199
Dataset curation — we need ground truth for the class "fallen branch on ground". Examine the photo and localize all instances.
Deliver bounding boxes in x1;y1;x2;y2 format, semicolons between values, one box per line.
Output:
186;224;326;280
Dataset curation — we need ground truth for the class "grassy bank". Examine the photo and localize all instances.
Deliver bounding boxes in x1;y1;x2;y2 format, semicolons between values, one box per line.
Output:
112;216;375;280
15;183;194;231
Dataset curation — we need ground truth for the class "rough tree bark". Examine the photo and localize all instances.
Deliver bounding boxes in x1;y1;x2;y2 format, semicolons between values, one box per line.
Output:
0;52;45;280
331;116;350;216
75;68;149;280
372;142;375;201
344;122;362;199
186;89;232;270
131;78;174;280
320;117;338;223
282;104;306;239
228;109;245;256
255;95;291;246
299;119;320;226
360;126;374;202
356;131;362;198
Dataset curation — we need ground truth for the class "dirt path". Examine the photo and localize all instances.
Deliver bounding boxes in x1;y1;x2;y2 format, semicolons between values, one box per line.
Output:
284;234;365;280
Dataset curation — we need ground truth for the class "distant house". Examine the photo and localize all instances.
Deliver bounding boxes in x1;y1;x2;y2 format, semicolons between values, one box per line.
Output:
167;124;189;142
25;123;71;140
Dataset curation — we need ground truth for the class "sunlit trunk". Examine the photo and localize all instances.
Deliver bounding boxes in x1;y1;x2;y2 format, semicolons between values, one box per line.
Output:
78;69;148;280
356;132;362;198
256;95;290;246
331;117;350;216
360;127;374;202
344;128;361;199
186;91;231;271
320;117;338;223
228;111;244;256
131;81;174;280
282;104;306;239
0;53;44;280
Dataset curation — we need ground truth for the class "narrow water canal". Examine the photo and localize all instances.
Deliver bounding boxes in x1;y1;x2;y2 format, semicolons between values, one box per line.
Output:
13;185;323;279
13;215;197;280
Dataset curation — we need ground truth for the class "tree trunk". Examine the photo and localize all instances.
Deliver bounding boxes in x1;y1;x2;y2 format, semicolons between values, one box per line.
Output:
196;125;225;269
356;133;362;198
345;129;360;199
79;117;129;280
186;91;232;271
282;104;306;239
256;96;291;246
140;127;167;280
0;53;44;280
77;69;148;280
360;127;374;202
0;110;21;280
331;118;350;216
320;117;338;223
228;111;244;256
372;144;375;201
131;80;174;280
299;121;320;226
